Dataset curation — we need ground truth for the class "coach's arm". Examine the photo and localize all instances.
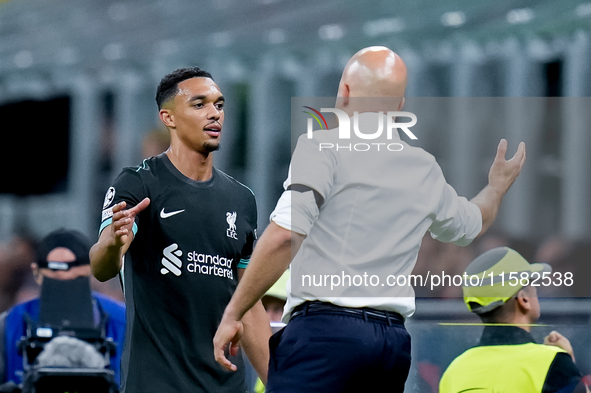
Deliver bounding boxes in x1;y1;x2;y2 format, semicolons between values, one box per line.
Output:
214;222;303;374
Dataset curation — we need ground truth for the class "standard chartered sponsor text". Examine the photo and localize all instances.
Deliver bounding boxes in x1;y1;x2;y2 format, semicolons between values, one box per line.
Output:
300;271;574;291
187;251;233;279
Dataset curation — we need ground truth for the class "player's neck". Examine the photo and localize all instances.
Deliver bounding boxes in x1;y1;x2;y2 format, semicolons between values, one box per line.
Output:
166;147;213;182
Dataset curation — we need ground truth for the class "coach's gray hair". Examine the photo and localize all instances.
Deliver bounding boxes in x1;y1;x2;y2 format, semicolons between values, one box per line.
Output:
36;336;106;369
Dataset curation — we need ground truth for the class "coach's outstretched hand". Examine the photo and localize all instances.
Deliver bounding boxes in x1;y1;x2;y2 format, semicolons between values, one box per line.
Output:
488;139;526;195
213;316;244;372
90;198;150;282
471;139;526;236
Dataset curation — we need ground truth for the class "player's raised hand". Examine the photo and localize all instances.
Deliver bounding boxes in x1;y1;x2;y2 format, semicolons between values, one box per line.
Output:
213;318;244;372
488;139;526;194
109;198;150;248
91;197;150;282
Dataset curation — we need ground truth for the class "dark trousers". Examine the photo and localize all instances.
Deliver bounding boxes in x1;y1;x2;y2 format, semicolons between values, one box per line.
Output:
266;304;411;393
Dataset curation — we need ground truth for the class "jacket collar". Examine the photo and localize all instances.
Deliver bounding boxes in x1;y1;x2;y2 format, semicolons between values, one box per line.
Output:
479;325;536;346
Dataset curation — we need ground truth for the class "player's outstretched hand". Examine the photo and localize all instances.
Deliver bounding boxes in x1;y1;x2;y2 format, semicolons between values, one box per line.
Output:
213;318;244;372
488;139;526;195
544;330;575;362
109;198;150;248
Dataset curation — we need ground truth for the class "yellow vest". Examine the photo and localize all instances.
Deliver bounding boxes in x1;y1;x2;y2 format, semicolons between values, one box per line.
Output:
439;343;566;393
254;378;265;393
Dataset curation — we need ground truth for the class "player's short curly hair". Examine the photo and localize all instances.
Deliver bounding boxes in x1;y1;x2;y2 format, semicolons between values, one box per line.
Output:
155;67;214;109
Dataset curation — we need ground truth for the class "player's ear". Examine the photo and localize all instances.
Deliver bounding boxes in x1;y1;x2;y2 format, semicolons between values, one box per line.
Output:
159;109;175;128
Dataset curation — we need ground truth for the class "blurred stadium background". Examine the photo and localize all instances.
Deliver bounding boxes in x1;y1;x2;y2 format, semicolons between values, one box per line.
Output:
0;0;590;391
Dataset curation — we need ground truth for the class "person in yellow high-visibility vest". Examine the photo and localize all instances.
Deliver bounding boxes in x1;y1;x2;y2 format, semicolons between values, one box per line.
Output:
440;247;588;393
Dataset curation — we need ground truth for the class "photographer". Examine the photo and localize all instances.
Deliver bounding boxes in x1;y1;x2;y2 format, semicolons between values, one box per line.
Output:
0;229;125;387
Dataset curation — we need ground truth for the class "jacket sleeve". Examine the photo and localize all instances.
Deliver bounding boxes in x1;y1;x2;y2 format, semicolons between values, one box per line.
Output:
542;352;582;393
427;161;482;247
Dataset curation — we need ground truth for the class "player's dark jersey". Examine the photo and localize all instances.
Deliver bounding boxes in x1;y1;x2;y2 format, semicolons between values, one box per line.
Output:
99;153;257;393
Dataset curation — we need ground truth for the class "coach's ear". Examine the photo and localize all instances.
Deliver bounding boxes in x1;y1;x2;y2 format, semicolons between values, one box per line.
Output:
398;96;405;111
341;83;350;107
159;109;175;128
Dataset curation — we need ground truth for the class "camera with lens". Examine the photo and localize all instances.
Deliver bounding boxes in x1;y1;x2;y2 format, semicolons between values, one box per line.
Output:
15;277;118;393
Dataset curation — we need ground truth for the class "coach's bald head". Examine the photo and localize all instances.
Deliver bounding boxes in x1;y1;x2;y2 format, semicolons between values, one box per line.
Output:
336;46;407;115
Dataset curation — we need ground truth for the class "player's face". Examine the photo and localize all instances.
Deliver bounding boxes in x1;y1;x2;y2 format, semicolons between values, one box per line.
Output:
169;77;225;153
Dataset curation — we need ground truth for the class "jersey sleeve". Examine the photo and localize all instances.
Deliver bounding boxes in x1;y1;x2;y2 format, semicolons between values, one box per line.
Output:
238;189;258;269
427;162;482;247
99;168;147;237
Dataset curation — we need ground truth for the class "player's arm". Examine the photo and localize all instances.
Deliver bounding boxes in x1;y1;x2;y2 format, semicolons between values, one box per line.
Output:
470;139;526;236
213;222;304;372
237;268;272;385
90;198;150;282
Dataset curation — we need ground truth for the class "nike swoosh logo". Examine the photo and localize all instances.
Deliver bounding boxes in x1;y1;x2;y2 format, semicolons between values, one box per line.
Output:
160;208;185;219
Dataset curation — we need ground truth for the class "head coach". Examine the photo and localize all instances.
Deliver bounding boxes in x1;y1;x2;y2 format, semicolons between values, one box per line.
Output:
214;46;526;392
